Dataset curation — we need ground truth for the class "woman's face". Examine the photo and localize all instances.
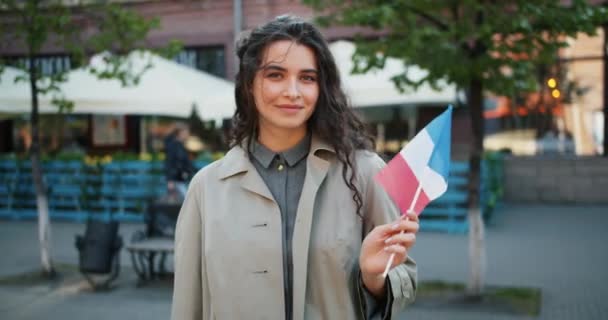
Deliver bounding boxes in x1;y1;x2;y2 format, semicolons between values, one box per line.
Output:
252;40;319;138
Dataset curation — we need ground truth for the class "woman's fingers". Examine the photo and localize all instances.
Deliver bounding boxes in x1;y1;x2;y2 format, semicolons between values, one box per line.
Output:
389;219;419;234
383;244;408;266
404;210;419;222
384;232;416;248
370;213;420;246
383;244;407;254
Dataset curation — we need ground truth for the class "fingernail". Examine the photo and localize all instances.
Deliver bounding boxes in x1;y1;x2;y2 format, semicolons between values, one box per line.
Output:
383;246;390;251
384;237;392;244
392;223;399;229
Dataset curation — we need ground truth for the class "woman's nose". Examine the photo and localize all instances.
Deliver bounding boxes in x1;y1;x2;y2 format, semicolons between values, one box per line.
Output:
283;78;301;99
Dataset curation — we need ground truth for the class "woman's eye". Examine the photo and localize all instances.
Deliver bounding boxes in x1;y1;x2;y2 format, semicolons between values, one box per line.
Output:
301;75;317;82
266;72;283;79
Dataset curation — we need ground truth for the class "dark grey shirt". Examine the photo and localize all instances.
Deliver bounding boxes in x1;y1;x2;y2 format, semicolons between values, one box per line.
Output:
251;135;388;320
251;135;310;320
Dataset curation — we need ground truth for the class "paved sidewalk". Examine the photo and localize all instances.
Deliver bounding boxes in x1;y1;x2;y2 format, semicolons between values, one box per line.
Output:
0;203;607;319
402;204;608;320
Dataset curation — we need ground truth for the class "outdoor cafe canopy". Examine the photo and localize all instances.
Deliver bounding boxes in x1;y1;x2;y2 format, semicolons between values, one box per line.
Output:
329;41;460;109
2;43;459;121
0;51;236;122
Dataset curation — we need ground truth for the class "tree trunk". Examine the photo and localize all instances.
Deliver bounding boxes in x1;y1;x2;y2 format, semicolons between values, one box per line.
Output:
467;76;486;298
603;23;607;157
28;57;55;277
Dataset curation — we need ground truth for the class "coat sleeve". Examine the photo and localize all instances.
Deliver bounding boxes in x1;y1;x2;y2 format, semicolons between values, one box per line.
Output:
171;173;210;320
360;152;418;319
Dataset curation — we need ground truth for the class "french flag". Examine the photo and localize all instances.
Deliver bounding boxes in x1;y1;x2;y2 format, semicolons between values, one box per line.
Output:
375;106;452;216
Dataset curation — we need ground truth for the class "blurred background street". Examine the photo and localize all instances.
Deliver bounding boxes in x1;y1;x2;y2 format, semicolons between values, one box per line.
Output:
1;203;607;320
2;0;608;319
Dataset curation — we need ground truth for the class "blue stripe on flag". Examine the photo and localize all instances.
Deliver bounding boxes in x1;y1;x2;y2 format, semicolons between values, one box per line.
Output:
425;105;452;181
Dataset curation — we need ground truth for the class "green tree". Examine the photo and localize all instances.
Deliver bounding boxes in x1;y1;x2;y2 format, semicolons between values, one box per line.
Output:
0;0;178;277
304;0;608;296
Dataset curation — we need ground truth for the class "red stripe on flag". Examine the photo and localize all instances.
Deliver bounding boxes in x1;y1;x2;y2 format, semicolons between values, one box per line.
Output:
374;155;430;216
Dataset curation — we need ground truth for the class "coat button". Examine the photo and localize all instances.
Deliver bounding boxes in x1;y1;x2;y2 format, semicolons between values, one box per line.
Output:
278;164;284;171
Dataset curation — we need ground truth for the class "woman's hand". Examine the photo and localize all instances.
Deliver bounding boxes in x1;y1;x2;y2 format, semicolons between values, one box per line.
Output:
359;210;419;298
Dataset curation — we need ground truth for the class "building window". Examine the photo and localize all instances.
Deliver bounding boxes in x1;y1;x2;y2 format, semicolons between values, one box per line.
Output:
174;46;226;78
3;55;72;76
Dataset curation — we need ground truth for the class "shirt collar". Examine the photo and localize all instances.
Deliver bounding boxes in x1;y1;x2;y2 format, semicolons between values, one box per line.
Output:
283;133;311;166
218;133;334;180
251;133;311;168
251;140;275;169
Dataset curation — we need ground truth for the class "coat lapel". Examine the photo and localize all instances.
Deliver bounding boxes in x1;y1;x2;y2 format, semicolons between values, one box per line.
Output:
219;136;334;320
218;145;275;202
240;169;275;202
292;135;333;320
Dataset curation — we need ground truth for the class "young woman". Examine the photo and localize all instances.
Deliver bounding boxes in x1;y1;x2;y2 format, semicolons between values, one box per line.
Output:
171;15;419;320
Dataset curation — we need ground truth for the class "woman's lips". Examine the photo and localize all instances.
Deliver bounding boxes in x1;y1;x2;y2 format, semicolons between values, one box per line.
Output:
277;104;304;114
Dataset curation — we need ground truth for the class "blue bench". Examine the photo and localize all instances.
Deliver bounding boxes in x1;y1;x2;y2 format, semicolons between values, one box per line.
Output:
0;159;170;222
1;156;502;230
11;161;38;219
420;161;470;233
46;161;87;221
419;159;503;233
87;161;167;222
0;160;19;219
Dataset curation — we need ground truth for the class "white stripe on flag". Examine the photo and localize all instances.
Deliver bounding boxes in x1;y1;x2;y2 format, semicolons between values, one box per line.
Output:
420;166;448;200
400;129;434;182
400;129;448;201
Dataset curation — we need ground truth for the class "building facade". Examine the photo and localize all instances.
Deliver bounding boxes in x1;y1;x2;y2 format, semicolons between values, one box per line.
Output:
1;0;604;156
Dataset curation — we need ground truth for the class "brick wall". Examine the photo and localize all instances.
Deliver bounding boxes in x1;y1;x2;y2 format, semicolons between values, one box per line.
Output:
503;156;608;203
0;0;381;80
130;0;381;79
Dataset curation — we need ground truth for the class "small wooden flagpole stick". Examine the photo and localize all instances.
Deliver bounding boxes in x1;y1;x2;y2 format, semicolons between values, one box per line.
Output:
381;182;423;278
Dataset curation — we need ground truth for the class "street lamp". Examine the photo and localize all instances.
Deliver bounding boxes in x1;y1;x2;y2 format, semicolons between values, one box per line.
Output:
547;77;561;99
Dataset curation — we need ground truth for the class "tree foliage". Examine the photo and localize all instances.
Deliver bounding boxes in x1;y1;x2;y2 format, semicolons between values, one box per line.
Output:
0;0;179;276
0;0;181;105
304;0;608;297
305;0;607;97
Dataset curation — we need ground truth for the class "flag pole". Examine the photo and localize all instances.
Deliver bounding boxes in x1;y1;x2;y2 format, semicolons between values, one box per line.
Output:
381;182;422;278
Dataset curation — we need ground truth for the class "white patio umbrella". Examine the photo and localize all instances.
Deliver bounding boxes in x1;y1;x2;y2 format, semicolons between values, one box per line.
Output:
62;53;196;117
329;41;459;108
0;51;236;122
0;66;57;113
0;62;195;117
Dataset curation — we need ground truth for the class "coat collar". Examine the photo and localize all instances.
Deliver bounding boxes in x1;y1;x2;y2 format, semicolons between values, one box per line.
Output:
217;133;334;180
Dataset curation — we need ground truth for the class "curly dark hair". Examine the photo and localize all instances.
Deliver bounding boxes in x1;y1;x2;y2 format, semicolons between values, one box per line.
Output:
231;15;374;218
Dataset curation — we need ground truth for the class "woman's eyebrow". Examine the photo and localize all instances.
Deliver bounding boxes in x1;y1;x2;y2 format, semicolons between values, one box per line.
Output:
300;68;318;74
262;65;318;74
262;65;286;72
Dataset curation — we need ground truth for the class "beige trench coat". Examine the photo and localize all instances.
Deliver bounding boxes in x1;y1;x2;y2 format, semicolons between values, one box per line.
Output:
171;135;417;320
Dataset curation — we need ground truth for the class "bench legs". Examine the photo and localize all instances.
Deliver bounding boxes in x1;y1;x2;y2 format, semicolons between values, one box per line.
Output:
128;250;172;286
158;253;168;274
129;250;149;286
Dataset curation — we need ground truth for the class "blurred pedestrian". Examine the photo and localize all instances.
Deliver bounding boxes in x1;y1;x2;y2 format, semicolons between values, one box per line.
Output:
172;15;418;320
164;122;195;198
